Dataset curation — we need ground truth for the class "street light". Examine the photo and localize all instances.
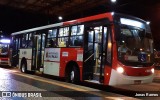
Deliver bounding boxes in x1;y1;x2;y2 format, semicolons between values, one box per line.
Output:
146;21;150;25
58;16;63;21
0;39;10;43
111;0;116;3
110;0;117;12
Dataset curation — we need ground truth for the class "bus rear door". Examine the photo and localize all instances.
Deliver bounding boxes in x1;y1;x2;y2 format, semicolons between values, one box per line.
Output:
32;31;46;72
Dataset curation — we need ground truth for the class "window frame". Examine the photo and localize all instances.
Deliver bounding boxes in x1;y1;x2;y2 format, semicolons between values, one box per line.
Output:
69;24;84;47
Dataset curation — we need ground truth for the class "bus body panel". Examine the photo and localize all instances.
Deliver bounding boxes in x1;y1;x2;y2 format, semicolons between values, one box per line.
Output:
44;48;60;76
63;13;113;26
0;58;10;66
109;69;154;85
43;48;83;77
0;41;10;66
121;64;154;76
60;48;83;78
43;61;60;76
19;49;32;71
104;66;112;85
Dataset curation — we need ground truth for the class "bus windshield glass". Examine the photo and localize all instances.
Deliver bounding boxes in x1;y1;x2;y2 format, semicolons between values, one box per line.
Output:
117;25;154;66
0;44;9;57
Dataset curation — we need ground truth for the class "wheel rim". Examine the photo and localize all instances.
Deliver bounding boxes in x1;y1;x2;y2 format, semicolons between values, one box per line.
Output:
21;64;25;72
70;70;74;82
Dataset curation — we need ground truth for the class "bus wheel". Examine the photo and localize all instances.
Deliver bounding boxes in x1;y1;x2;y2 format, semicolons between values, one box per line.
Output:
21;62;27;73
67;65;80;83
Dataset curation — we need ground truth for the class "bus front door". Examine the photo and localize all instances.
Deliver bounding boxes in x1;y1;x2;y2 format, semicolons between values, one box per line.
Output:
84;26;107;83
32;33;45;71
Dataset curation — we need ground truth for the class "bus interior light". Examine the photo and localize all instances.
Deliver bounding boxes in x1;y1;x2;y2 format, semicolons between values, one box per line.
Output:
0;39;10;43
146;21;150;25
111;0;116;3
94;27;100;30
58;16;63;20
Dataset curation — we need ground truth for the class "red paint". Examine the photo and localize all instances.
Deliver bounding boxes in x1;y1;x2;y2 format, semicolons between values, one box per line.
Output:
118;62;154;76
59;48;83;80
0;58;9;60
63;13;113;26
104;66;112;85
124;66;154;76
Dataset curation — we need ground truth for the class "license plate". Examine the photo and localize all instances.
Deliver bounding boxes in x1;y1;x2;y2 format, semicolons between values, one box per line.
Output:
134;80;141;84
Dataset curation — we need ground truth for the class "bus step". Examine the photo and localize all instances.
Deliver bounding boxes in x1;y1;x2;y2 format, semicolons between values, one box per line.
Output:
93;73;104;81
93;73;104;76
84;80;101;84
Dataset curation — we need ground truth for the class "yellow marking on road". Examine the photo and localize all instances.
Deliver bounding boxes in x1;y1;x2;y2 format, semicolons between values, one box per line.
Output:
105;97;125;100
15;72;88;92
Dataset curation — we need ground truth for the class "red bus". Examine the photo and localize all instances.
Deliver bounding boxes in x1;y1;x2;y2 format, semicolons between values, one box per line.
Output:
0;38;11;66
11;12;154;85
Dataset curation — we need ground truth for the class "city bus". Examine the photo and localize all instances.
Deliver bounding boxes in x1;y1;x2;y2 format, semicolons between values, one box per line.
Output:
11;12;154;85
0;38;11;66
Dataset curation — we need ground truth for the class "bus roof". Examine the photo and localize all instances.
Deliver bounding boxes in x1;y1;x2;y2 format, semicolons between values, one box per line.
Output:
11;12;150;35
11;23;63;35
11;12;113;36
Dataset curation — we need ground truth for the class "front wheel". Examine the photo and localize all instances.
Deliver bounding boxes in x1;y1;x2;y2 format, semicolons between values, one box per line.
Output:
21;62;27;73
66;66;80;84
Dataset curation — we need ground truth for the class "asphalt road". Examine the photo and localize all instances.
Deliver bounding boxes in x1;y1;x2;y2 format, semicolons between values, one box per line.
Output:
0;67;139;100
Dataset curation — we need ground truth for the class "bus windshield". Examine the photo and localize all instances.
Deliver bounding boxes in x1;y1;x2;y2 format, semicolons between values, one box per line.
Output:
0;44;9;57
117;25;154;66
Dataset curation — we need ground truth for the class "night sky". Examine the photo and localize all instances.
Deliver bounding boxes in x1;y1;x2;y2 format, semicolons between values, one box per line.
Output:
0;0;160;49
0;6;50;35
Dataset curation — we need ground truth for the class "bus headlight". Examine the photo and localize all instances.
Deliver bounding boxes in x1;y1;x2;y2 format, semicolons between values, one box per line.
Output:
117;67;124;74
151;68;154;73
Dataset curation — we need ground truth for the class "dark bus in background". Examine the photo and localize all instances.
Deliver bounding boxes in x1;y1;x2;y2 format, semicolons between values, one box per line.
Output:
0;38;11;66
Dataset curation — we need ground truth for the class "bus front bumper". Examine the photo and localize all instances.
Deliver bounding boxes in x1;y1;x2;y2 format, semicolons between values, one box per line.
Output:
109;69;154;86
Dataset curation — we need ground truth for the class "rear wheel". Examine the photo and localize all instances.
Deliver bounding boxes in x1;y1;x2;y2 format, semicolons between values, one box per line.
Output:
21;62;27;73
66;65;80;83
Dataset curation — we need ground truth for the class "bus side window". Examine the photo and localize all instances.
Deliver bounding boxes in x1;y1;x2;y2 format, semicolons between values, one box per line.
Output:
58;27;69;47
58;37;68;47
70;36;83;46
28;33;33;48
49;39;56;47
69;25;84;47
47;29;57;47
22;34;27;48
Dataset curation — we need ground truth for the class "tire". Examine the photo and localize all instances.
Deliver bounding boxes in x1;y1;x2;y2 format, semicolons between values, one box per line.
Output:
66;65;80;84
21;61;27;73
